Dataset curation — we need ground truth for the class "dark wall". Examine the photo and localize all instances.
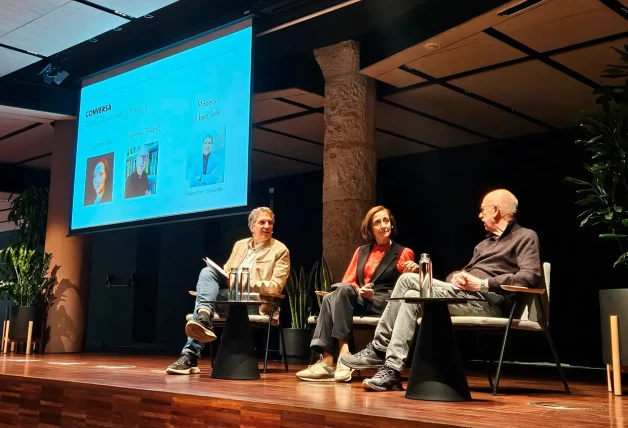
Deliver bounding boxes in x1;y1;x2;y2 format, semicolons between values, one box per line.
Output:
85;128;622;367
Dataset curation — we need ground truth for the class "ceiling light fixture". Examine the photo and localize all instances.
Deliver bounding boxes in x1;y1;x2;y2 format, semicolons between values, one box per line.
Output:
257;0;362;37
423;42;440;51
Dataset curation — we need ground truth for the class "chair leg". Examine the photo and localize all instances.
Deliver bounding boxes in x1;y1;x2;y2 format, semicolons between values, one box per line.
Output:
476;333;493;388
543;326;570;395
493;301;517;396
210;341;214;368
607;364;613;393
263;306;275;374
279;324;289;371
536;295;570;395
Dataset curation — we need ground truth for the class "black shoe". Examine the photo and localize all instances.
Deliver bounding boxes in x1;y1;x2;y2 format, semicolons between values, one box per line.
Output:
340;342;385;369
166;353;200;375
362;365;404;391
185;308;217;343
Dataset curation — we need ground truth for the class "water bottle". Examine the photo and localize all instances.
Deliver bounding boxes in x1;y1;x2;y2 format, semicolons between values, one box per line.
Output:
229;268;238;300
419;253;433;298
240;267;251;301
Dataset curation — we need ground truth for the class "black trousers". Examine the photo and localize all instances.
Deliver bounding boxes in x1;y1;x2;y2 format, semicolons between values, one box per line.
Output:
310;283;379;354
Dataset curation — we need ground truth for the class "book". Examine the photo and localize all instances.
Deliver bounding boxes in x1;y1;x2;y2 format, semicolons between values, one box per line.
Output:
203;257;227;277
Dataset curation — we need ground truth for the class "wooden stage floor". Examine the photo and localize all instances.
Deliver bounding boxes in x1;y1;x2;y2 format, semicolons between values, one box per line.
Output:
0;353;625;427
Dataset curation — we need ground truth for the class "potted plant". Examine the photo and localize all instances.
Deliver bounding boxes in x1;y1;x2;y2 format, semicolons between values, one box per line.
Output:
565;46;628;369
0;245;56;343
313;257;332;311
282;265;314;364
0;186;56;350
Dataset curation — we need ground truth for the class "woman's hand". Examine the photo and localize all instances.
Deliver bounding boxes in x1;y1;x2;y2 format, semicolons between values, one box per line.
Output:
403;261;420;273
359;283;375;299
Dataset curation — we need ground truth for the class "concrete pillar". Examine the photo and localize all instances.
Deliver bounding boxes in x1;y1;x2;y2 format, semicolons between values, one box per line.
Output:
314;40;376;280
44;120;92;353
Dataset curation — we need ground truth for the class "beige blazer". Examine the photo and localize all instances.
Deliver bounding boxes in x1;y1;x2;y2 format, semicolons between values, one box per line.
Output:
223;237;290;317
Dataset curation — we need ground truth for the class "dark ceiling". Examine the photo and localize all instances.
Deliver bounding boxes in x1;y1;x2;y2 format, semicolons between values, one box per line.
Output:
1;0;511;95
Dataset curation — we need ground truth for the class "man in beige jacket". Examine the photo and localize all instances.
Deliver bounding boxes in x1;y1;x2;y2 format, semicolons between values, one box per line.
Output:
166;207;290;374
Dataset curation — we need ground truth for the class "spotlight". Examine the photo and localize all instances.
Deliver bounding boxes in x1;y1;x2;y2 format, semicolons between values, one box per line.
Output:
113;27;122;32
143;14;153;19
89;38;98;43
38;63;69;85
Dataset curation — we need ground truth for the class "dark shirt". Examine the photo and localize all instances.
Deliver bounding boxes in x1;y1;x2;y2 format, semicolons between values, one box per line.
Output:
124;171;150;199
202;154;209;175
460;220;541;309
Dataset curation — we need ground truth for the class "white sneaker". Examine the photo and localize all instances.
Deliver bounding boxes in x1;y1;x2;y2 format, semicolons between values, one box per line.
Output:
335;357;354;382
296;357;335;382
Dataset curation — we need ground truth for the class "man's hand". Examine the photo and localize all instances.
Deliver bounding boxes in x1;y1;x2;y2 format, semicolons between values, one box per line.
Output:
359;283;374;299
455;272;482;292
403;260;420;273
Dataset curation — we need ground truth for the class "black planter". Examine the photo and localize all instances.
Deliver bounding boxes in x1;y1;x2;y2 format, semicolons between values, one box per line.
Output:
281;328;313;364
8;306;42;340
599;289;628;366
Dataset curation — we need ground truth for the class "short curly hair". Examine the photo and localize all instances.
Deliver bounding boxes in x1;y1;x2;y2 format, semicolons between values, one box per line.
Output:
360;206;397;243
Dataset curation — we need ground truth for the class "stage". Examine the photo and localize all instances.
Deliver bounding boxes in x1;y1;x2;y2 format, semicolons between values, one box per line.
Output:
0;353;624;427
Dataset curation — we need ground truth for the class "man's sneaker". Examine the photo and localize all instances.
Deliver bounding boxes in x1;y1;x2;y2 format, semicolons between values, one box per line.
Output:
166;353;200;375
339;342;385;369
296;357;335;382
334;356;354;382
362;365;403;392
185;307;217;343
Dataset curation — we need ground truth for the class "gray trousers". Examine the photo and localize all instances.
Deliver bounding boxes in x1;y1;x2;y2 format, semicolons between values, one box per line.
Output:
372;274;501;372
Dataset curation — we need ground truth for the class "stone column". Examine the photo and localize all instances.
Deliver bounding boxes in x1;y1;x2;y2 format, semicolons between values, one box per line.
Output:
314;41;376;281
44;120;92;352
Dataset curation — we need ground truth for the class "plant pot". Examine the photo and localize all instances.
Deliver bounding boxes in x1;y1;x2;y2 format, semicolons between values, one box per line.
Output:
7;306;42;340
599;289;628;366
281;328;313;364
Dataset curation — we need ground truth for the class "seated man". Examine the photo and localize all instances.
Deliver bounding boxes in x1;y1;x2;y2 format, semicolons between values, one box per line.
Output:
341;189;541;391
166;206;290;375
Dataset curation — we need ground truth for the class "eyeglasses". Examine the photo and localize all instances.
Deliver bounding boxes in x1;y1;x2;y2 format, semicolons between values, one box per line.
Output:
138;155;149;161
479;204;498;214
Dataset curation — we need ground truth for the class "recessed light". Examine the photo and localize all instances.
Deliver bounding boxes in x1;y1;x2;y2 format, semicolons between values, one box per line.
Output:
424;42;440;51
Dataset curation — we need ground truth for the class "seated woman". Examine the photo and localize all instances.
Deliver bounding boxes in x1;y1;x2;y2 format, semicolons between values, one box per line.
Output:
296;206;414;383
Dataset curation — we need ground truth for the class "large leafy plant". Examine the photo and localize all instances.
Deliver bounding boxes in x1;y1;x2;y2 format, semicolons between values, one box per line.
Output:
0;244;56;307
566;46;628;267
285;266;314;329
7;186;49;250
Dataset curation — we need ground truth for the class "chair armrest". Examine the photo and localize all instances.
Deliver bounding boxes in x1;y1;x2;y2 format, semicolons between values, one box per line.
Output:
266;292;285;299
500;285;545;294
315;291;329;297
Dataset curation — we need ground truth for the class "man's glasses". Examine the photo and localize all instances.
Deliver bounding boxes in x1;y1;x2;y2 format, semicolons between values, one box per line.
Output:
138;155;149;161
479;204;498;214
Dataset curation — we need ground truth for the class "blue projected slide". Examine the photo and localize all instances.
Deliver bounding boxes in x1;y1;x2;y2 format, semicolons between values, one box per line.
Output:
71;24;252;231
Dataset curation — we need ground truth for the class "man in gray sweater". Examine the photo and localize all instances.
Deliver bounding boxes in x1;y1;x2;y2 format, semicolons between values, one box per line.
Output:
340;189;541;391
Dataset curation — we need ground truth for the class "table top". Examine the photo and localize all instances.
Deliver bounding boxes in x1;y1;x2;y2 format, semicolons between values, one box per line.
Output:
387;296;487;304
206;300;265;305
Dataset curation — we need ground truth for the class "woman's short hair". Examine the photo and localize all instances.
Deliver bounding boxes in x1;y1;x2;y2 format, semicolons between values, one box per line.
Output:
248;206;275;229
360;205;397;242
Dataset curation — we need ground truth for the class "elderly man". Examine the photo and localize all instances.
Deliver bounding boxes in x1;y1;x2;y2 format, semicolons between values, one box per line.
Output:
124;145;151;198
341;189;541;391
166;207;290;374
190;135;224;187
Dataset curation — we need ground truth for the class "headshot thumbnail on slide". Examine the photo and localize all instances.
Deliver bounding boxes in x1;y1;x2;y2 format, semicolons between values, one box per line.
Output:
84;152;114;206
125;142;159;199
187;127;226;188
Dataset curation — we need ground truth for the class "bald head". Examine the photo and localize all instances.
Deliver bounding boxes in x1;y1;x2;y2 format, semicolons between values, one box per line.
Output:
483;189;518;218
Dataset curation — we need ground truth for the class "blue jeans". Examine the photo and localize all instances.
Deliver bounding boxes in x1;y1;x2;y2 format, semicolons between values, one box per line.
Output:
182;267;226;358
